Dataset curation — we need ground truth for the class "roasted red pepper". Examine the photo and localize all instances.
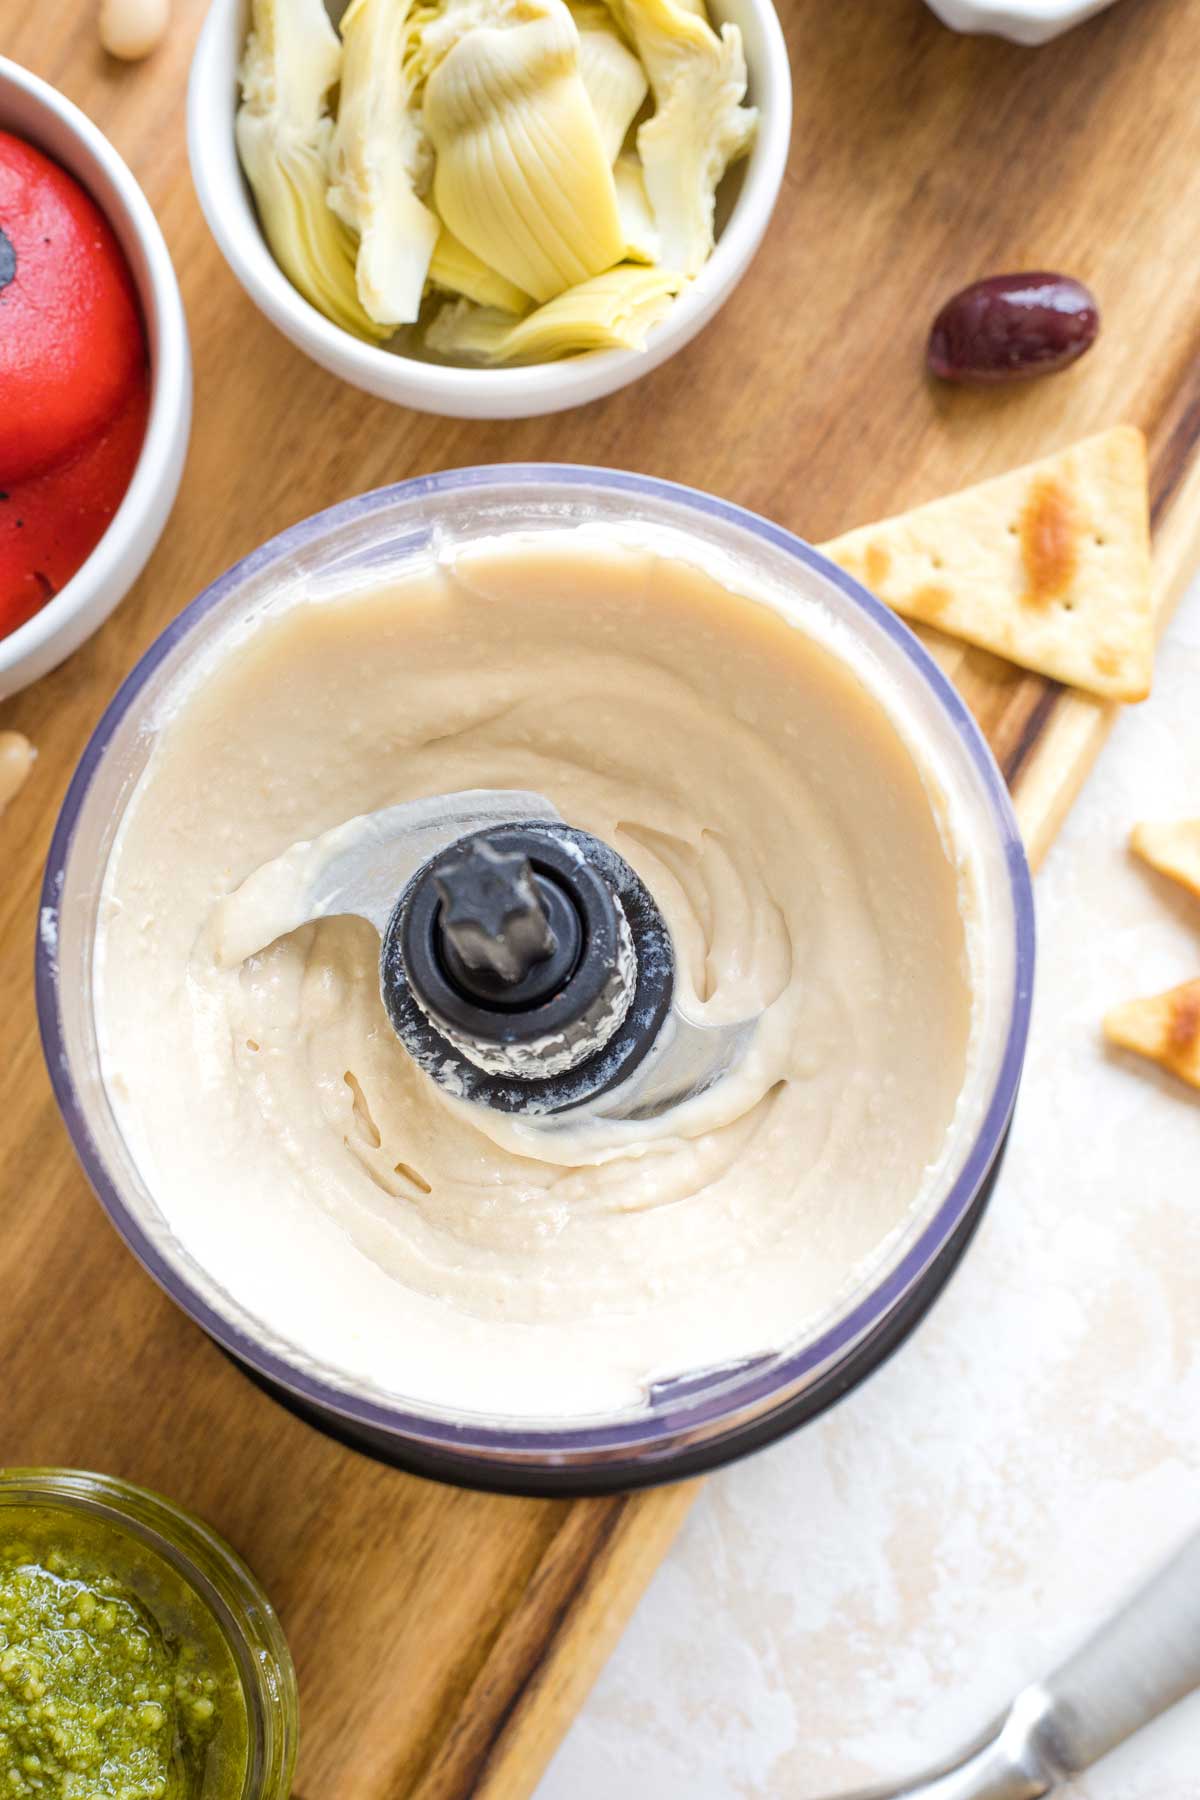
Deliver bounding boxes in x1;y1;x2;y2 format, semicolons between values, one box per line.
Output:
0;129;149;639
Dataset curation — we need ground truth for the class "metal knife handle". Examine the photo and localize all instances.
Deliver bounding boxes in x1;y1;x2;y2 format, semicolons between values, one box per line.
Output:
840;1531;1200;1800
1024;1527;1200;1775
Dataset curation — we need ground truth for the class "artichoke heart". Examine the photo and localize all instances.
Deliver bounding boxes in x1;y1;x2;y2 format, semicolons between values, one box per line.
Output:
613;151;659;263
236;0;753;360
237;0;391;341
428;226;533;312
423;0;626;304
621;0;757;277
425;264;682;362
568;2;648;163
328;0;440;326
240;0;340;127
404;0;529;93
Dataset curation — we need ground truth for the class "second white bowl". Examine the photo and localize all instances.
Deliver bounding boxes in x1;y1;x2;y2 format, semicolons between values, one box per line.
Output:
925;0;1121;46
187;0;792;420
0;58;191;701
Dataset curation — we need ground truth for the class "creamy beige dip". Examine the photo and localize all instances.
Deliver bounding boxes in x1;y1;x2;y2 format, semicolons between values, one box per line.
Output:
96;529;981;1419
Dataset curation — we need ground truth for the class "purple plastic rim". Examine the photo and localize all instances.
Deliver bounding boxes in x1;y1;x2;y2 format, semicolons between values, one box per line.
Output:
35;464;1036;1472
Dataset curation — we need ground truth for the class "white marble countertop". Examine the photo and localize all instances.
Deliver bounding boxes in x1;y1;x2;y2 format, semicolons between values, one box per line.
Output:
541;573;1200;1800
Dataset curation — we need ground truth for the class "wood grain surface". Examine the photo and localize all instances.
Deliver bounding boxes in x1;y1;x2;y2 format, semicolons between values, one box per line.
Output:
2;2;1199;1795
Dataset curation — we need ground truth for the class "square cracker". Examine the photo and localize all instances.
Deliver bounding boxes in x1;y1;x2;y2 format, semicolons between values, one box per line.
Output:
821;426;1153;702
1105;978;1200;1090
1131;819;1200;900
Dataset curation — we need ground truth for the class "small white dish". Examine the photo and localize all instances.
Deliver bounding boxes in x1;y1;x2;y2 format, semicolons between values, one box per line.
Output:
0;58;191;702
187;0;793;421
925;0;1120;46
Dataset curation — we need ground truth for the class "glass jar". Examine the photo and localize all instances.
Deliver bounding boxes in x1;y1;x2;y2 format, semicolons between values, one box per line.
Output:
0;1469;298;1799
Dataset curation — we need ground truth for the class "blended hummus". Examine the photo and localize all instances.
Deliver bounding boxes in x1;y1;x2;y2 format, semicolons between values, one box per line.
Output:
96;528;981;1419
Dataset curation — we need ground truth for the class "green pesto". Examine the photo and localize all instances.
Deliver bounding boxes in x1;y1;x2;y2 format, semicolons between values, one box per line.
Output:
0;1509;248;1800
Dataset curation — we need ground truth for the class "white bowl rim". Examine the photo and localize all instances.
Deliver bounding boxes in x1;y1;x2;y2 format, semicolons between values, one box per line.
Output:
925;0;1119;39
187;0;793;417
0;56;191;686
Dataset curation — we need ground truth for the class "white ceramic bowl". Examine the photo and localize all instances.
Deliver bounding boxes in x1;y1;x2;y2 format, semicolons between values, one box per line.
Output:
0;59;191;702
925;0;1120;46
187;0;792;420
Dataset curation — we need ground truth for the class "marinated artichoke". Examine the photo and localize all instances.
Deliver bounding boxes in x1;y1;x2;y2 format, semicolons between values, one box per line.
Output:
424;0;625;302
619;0;758;276
425;265;683;361
327;0;439;325
237;0;392;341
235;0;757;363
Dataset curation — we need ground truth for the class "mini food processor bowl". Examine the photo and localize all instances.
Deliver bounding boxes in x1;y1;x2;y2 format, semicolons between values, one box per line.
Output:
37;467;1035;1498
0;57;192;700
186;0;792;420
0;1469;298;1799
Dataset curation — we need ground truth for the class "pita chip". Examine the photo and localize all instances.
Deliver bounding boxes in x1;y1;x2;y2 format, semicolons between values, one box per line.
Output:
1104;978;1200;1091
821;426;1153;702
1131;819;1200;900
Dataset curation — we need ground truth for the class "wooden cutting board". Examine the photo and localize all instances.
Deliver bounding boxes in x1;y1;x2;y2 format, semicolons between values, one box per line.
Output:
3;1;1200;1794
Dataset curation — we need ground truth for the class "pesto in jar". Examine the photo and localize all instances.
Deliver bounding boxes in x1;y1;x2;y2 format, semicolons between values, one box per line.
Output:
0;1508;248;1799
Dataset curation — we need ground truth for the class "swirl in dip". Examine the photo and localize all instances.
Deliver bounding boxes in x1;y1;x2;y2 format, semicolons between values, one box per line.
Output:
95;526;983;1419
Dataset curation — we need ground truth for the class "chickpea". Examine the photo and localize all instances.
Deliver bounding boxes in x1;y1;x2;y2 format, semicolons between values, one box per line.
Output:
98;0;170;60
0;732;34;813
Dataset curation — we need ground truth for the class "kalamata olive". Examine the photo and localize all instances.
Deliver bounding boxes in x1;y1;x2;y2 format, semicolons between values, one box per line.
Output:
928;273;1099;385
